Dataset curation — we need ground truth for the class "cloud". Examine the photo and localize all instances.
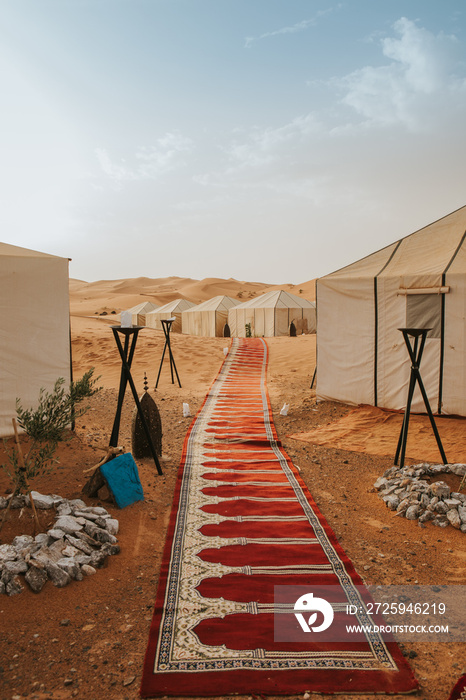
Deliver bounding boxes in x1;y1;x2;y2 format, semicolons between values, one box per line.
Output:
195;16;466;213
221;113;323;173
244;6;341;48
95;131;194;186
95;148;137;183
335;17;466;130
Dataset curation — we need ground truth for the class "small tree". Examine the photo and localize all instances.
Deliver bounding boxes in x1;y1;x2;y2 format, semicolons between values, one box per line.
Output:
245;322;252;338
1;369;100;532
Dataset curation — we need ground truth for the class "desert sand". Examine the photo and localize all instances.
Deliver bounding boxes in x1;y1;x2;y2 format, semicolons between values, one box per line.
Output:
0;275;464;700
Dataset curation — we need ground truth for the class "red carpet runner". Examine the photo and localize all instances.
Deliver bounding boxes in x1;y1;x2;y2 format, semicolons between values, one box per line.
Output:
447;674;466;700
140;338;418;696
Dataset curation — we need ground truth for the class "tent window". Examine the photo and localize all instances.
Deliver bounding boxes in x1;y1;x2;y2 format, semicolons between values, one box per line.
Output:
406;294;442;338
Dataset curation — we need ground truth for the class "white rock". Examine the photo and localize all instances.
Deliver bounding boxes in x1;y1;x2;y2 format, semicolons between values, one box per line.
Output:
45;561;71;588
12;535;34;551
458;506;466;523
447;509;461;529
85;507;109;516
73;510;99;521
4;559;28;575
450;464;466;476
56;558;83;580
34;533;49;545
47;529;66;540
0;544;17;562
405;505;421;520
56;502;72;516
105;519;119;535
81;564;97;576
69;499;86;510
54;516;83;534
30;491;55;509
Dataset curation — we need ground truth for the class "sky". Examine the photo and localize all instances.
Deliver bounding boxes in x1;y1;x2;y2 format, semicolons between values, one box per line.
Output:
1;0;466;284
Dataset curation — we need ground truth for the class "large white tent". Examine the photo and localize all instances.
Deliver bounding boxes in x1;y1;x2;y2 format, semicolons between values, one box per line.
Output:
316;206;466;417
228;290;316;337
0;243;71;437
182;295;239;337
145;298;196;333
121;301;159;326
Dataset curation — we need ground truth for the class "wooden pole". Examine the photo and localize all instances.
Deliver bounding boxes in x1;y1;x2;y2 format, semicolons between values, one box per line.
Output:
12;418;41;533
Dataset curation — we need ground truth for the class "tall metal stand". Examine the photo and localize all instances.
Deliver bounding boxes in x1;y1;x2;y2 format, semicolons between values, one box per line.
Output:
394;328;447;468
155;318;181;389
110;326;163;475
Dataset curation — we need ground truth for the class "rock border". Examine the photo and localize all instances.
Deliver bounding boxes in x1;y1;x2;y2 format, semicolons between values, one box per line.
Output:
375;463;466;530
0;491;120;596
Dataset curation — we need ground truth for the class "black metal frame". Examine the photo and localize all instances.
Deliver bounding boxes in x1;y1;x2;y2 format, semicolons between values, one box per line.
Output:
394;327;447;468
155;318;181;389
109;326;163;475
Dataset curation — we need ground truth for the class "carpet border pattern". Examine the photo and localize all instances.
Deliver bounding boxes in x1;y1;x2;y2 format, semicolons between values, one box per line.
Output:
140;338;418;696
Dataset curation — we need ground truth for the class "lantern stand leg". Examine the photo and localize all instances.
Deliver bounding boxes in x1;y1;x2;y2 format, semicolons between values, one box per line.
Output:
110;327;163;475
166;328;181;388
412;366;447;465
155;320;181;389
395;355;418;468
395;329;447;468
155;340;168;389
109;331;132;448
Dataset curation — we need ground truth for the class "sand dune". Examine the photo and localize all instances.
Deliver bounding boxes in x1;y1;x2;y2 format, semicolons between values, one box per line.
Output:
69;274;316;317
68;274;317;395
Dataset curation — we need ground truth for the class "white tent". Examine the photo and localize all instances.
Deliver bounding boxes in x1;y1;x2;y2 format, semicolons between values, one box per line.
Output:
0;242;71;437
316;205;466;417
228;290;316;337
182;295;239;337
145;298;196;333
121;301;159;326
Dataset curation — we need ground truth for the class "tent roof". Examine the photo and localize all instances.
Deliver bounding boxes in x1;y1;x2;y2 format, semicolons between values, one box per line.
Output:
150;298;196;313
125;301;159;314
320;205;466;281
0;242;69;260
233;290;315;310
183;295;239;313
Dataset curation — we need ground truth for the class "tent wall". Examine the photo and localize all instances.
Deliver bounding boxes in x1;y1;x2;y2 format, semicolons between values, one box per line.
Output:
228;294;316;338
129;303;158;326
228;307;255;337
146;311;183;333
0;249;71;437
316;207;466;417
316;276;376;406
375;276;441;414
442;249;466;416
182;309;219;337
146;299;195;333
181;297;237;337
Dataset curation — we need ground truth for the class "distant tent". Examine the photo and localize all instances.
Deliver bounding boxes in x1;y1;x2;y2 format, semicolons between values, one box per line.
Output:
182;296;239;337
228;290;316;337
121;301;158;327
145;298;196;333
316;205;466;417
0;242;71;437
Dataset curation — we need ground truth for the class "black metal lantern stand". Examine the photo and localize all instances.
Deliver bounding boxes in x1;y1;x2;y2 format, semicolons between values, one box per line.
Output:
394;328;447;468
155;318;181;389
109;326;163;475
